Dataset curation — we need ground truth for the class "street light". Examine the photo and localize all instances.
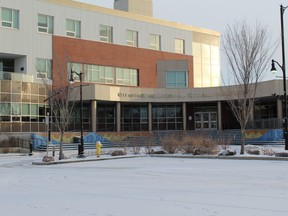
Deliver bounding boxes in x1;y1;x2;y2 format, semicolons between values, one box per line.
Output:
70;69;85;157
270;4;288;150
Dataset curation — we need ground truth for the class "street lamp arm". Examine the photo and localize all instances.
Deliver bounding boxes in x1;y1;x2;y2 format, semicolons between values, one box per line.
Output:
281;4;288;13
272;59;284;72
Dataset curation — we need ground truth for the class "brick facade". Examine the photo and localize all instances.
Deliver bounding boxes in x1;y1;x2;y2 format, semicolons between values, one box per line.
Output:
52;35;194;88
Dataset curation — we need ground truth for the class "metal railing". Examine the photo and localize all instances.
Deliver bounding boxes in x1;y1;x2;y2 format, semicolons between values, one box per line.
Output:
247;118;282;129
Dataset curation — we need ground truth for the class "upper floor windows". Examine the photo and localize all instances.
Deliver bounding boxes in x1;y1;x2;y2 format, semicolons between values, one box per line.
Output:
36;58;52;79
1;7;19;29
126;30;138;47
100;25;113;43
175;38;185;54
38;14;54;34
69;63;138;87
150;34;161;51
66;19;81;38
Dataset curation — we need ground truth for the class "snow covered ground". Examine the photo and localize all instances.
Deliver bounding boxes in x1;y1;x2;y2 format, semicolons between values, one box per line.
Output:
1;148;288;216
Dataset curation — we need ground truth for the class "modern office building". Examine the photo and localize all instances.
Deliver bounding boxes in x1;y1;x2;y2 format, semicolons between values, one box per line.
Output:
0;0;283;136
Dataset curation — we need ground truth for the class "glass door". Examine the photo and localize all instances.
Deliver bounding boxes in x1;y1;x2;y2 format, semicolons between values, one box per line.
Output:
195;112;217;130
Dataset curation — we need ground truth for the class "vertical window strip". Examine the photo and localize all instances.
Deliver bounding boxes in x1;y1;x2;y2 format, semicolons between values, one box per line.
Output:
36;58;52;79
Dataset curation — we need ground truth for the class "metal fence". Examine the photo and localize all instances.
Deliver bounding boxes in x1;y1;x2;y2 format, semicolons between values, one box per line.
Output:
247;118;282;129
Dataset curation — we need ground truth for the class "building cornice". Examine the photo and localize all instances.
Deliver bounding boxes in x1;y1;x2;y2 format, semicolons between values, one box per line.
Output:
42;0;220;36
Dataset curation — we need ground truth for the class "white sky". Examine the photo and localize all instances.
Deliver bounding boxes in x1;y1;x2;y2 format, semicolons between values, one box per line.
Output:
74;0;287;81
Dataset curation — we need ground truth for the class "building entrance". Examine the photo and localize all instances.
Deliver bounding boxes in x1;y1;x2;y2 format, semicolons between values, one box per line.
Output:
195;112;217;130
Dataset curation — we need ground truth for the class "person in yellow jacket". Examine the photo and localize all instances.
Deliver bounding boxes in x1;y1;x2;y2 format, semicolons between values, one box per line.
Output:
96;141;102;157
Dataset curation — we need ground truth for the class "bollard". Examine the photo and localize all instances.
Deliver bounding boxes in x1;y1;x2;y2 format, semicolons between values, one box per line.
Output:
29;141;33;156
52;146;55;157
96;141;102;157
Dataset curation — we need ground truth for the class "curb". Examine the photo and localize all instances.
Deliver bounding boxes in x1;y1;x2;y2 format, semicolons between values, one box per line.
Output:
149;154;288;161
32;155;145;165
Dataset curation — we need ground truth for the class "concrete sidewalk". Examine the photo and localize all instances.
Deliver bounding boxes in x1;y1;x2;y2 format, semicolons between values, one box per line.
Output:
31;153;288;166
32;155;145;165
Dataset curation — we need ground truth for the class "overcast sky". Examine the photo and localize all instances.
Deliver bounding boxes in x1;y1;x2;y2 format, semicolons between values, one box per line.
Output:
74;0;287;81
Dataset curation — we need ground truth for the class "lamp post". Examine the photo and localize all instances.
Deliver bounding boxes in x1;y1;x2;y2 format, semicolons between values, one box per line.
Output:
270;4;288;150
70;69;85;157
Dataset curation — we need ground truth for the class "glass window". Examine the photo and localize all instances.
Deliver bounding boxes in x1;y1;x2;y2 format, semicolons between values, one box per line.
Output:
11;103;21;115
121;104;148;131
150;34;161;50
166;71;187;88
100;25;113;43
22;104;30;115
1;7;19;29
152;104;183;131
175;38;185;54
96;104;116;132
116;68;138;86
72;63;138;86
38;14;54;34
66;19;81;38
126;30;138;47
36;58;52;79
0;103;10;115
31;104;38;115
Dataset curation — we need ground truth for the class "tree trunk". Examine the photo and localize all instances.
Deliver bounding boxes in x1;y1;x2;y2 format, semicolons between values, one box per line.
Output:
58;131;65;160
240;128;245;155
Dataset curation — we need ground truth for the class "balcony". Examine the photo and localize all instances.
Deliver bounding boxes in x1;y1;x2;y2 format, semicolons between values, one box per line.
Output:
0;71;33;82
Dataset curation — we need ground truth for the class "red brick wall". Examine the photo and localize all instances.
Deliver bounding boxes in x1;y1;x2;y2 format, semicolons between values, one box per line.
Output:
52;36;194;88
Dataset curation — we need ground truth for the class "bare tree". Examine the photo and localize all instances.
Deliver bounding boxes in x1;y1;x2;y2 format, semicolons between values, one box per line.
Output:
36;53;78;160
50;86;77;160
222;21;275;154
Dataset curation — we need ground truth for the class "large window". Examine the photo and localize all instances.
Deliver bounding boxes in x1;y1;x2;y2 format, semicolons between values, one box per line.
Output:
116;68;138;86
100;25;113;43
36;58;52;79
121;104;148;131
126;30;138;47
152;104;182;130
1;7;19;29
97;103;116;132
70;63;138;87
175;38;185;54
166;71;187;88
150;34;161;50
66;19;81;38
38;14;54;34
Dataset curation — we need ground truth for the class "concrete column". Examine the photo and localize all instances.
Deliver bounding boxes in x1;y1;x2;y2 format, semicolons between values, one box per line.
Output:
116;102;121;132
277;99;283;119
91;100;97;132
217;101;222;131
182;102;187;131
148;103;152;132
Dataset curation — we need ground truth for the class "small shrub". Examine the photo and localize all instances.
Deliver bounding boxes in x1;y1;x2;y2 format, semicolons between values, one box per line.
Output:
131;145;141;155
2;147;10;154
181;135;197;154
179;133;218;155
161;135;179;154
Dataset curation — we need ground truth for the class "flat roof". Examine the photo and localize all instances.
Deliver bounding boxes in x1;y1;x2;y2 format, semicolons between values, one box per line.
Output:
44;0;220;36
